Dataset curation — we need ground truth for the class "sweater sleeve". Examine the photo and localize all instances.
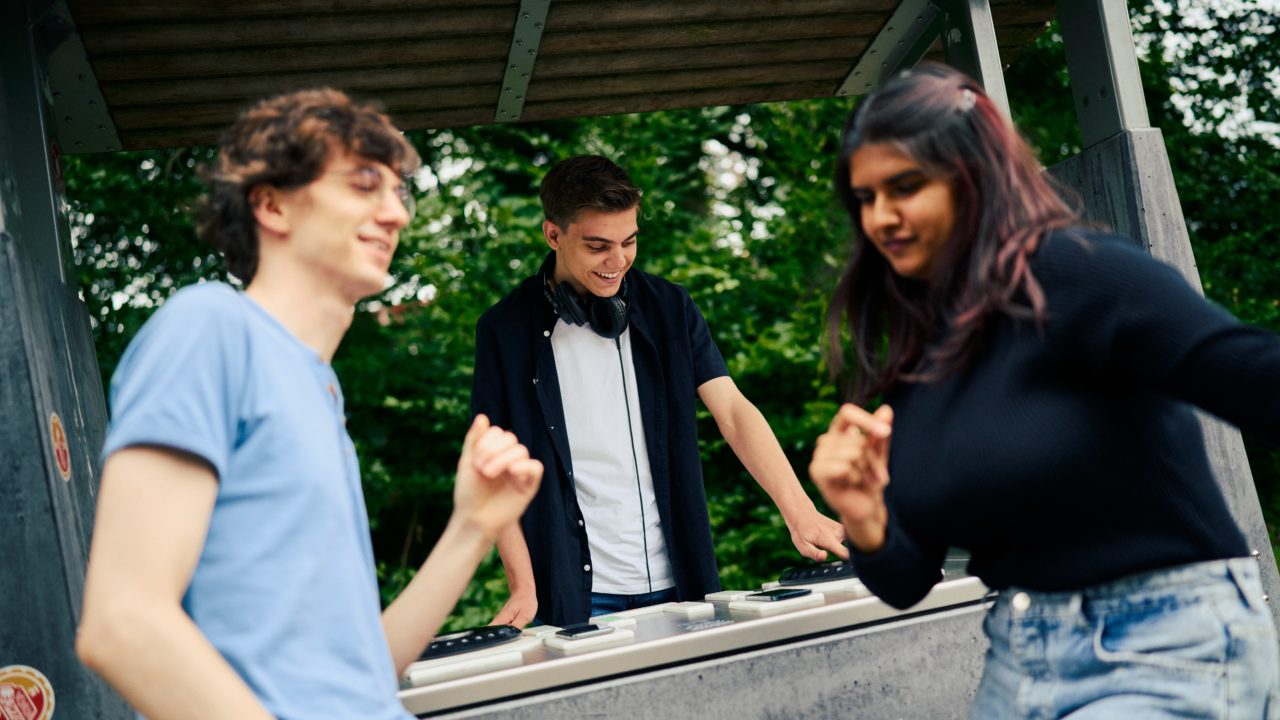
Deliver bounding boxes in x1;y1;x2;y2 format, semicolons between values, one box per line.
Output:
851;506;947;610
1036;230;1280;443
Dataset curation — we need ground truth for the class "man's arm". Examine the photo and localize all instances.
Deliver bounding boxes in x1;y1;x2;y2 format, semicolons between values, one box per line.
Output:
382;415;542;674
698;376;848;561
77;447;272;720
489;524;539;627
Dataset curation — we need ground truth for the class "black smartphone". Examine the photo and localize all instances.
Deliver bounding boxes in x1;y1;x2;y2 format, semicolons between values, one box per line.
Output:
745;588;812;602
555;622;616;639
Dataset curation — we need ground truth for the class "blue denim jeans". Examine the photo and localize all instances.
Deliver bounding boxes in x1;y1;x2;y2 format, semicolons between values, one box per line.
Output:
971;558;1280;719
589;587;677;617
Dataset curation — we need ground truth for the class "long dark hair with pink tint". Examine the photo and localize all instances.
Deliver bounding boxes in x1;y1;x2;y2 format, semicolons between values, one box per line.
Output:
827;63;1079;403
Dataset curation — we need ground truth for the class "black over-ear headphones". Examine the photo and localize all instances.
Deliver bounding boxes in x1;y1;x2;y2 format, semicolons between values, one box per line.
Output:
539;251;629;339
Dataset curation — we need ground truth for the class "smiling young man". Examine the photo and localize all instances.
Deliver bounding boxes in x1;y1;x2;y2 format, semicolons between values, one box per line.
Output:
76;89;542;720
471;155;848;628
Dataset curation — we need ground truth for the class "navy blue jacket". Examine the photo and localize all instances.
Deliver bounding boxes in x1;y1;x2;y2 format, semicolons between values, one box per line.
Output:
472;268;728;626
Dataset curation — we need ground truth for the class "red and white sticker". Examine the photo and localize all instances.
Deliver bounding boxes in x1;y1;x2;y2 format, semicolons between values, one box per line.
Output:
49;413;71;481
0;665;55;720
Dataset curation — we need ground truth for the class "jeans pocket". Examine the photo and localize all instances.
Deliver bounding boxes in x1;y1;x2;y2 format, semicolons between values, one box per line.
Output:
1092;599;1229;677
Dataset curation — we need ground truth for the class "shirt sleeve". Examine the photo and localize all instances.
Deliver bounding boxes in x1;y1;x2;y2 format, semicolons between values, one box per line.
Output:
471;309;511;428
1037;231;1280;443
101;285;248;481
682;288;729;387
851;507;947;610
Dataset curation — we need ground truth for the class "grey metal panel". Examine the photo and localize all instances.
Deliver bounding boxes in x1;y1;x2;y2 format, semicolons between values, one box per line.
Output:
495;0;551;123
428;603;989;719
0;30;15;237
0;233;131;717
1048;128;1280;624
1056;0;1150;147
836;0;943;97
1;0;72;283
940;0;1010;118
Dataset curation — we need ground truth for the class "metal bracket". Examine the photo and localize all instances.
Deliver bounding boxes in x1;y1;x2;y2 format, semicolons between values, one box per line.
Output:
939;0;1010;118
34;0;121;153
1056;0;1150;148
495;0;551;123
836;0;944;97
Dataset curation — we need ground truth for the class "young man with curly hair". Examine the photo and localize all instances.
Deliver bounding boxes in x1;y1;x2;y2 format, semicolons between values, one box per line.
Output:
77;88;541;720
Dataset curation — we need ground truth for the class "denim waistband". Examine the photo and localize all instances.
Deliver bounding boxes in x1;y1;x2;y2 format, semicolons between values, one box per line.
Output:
991;557;1264;617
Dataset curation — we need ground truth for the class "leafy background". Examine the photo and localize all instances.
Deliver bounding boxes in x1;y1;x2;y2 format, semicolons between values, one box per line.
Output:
65;1;1280;631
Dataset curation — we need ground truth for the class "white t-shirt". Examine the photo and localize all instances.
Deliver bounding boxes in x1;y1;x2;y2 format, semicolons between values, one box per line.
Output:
551;319;675;594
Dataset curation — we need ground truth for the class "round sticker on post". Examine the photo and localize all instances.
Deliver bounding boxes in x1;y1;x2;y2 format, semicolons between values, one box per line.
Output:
0;665;55;720
49;413;71;481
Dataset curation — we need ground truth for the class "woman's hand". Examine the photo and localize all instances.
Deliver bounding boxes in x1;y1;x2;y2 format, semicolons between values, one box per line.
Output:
809;403;893;553
454;414;543;541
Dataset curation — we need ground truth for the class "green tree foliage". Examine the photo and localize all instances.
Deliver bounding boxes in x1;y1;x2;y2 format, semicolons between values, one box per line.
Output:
1139;1;1280;548
66;1;1280;631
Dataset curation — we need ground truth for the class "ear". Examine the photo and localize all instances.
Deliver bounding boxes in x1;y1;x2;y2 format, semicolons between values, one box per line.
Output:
250;185;291;239
542;220;562;250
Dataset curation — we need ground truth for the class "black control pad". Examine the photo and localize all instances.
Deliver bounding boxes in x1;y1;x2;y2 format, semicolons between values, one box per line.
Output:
419;625;522;660
777;561;859;586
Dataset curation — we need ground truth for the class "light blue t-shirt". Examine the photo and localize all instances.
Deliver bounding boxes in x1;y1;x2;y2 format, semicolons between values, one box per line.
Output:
103;282;411;720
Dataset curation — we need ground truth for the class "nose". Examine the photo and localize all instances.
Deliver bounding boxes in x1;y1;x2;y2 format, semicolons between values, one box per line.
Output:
863;193;898;236
607;243;627;268
375;188;411;229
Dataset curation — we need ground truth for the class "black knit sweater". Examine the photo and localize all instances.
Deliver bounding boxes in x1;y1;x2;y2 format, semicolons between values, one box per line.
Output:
853;228;1280;609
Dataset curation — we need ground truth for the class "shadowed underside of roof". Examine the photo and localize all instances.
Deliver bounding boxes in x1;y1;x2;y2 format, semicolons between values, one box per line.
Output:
67;0;1058;149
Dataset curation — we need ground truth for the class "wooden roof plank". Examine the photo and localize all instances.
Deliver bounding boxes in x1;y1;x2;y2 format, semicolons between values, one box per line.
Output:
519;81;844;123
90;37;514;82
101;61;505;106
80;8;518;55
534;37;871;80
541;0;896;27
527;61;854;104
70;0;515;26
538;15;886;54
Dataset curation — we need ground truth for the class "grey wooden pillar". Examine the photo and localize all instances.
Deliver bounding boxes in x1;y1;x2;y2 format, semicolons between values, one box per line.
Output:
1049;0;1280;620
0;1;130;716
940;0;1011;118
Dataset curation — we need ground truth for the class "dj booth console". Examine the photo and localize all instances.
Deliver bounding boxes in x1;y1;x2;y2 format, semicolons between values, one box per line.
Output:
399;561;991;719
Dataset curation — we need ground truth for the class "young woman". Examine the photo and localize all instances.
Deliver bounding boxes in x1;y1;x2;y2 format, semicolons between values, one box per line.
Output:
809;63;1280;717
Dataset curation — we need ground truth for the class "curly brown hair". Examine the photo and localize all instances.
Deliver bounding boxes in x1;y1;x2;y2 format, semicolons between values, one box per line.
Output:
197;88;420;282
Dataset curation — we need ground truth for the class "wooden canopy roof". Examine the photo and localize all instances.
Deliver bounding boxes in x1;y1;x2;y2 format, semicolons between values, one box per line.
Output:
64;0;1058;150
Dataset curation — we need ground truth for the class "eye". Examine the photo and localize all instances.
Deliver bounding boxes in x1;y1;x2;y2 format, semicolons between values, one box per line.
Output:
890;177;925;197
588;244;609;252
851;189;873;204
349;167;382;194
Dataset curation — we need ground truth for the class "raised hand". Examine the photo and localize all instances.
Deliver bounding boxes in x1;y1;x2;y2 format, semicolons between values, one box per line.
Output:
454;414;543;541
809;404;893;553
